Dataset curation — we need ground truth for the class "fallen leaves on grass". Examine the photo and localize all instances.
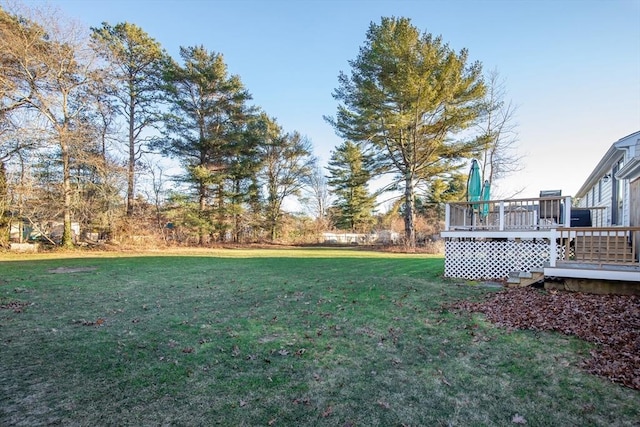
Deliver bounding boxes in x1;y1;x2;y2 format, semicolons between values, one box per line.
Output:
321;405;333;418
292;397;311;405
72;317;106;326
377;400;390;410
449;287;640;390
0;300;30;313
232;345;241;357
437;369;451;386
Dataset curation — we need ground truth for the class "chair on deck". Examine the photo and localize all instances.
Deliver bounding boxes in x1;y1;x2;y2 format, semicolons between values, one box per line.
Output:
539;190;562;226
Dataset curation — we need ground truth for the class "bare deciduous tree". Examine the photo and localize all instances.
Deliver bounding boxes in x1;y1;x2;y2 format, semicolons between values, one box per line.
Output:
476;69;523;197
260;118;315;241
1;3;104;246
301;160;331;221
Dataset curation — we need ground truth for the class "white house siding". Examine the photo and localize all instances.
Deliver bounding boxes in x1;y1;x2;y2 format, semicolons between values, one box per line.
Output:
576;174;614;226
575;131;640;227
631;178;640;227
623;177;630;226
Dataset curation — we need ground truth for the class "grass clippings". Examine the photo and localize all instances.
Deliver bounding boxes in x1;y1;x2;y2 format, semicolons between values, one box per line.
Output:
451;286;640;390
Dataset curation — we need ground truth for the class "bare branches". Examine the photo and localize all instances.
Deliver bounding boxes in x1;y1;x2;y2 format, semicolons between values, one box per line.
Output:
476;69;523;196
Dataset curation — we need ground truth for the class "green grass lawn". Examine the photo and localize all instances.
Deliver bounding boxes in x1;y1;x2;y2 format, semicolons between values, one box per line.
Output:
0;248;637;426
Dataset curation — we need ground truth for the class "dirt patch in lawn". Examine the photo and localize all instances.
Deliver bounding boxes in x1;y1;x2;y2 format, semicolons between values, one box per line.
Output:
47;267;98;274
449;286;640;391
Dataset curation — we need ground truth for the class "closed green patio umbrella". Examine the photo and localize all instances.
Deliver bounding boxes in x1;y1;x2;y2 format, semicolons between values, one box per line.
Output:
480;179;491;218
466;159;482;225
467;159;482;205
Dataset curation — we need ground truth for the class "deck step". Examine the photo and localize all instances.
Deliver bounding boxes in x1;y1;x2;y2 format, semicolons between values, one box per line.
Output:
506;270;545;287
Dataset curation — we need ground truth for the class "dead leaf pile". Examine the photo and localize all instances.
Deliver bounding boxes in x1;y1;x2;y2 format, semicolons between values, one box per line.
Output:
449;287;640;390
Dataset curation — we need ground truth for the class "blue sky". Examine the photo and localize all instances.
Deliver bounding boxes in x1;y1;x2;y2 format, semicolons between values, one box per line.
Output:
40;0;640;200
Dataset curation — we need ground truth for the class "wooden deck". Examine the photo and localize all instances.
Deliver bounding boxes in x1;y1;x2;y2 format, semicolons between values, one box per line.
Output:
441;196;640;285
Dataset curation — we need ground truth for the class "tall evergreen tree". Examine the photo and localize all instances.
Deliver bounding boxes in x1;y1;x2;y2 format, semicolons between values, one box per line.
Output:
159;45;252;244
91;22;167;217
224;113;263;242
326;141;375;232
327;17;486;249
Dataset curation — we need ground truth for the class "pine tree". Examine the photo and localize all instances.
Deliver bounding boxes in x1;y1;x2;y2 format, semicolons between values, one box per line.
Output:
327;17;486;248
159;46;253;244
91;22;168;217
326;141;375;232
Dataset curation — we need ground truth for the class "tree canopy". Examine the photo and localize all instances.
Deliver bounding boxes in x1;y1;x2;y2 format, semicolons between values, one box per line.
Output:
91;21;168;217
0;4;517;249
326;141;376;232
158;45;254;244
327;17;486;248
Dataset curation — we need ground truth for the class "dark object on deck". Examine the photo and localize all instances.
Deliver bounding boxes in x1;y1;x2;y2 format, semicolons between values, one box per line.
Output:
539;190;563;223
539;190;562;198
570;209;592;227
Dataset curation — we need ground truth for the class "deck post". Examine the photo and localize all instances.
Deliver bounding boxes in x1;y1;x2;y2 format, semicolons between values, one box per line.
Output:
564;196;572;226
444;204;450;231
499;202;505;231
549;229;557;267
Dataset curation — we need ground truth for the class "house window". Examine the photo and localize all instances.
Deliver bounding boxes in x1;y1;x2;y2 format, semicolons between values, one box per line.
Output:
591;187;595;206
611;160;624;225
598;180;602;203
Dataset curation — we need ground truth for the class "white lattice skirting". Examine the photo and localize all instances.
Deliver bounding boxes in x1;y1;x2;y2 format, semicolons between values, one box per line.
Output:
444;239;564;280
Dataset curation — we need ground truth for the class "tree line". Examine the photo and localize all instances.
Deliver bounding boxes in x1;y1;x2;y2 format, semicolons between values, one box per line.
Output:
0;4;518;249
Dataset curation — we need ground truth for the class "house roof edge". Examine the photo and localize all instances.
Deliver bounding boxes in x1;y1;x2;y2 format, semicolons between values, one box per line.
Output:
575;130;640;198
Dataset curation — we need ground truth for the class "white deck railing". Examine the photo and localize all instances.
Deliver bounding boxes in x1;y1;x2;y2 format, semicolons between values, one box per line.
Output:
444;196;608;231
442;197;638;280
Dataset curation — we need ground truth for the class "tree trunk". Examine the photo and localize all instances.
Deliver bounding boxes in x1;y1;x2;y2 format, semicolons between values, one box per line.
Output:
61;141;74;247
268;193;279;242
233;179;240;243
270;217;277;242
198;184;206;246
404;173;416;250
0;162;8;247
216;185;226;242
126;95;136;217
